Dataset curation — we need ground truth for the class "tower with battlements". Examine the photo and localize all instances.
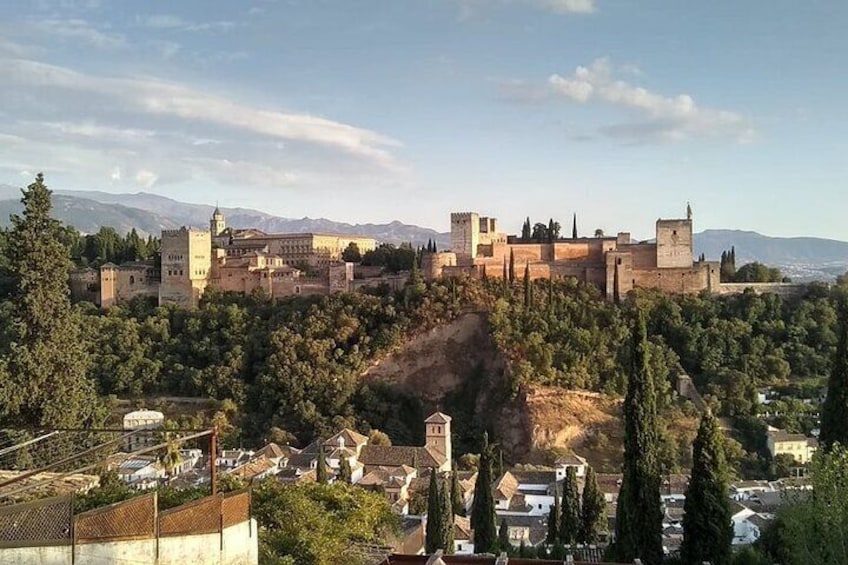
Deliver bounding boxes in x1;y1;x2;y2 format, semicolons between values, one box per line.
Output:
158;227;211;307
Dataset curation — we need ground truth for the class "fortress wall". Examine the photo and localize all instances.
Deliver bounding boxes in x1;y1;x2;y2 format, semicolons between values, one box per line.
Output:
715;282;808;297
421;252;457;280
630;265;710;295
114;267;159;303
621;244;658;269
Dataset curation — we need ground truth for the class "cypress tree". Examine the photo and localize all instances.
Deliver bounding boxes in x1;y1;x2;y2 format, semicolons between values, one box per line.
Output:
522;217;532;241
498;518;510;553
681;411;733;565
518;540;528;557
547;485;560;544
451;471;465;516
820;293;848;452
614;309;663;564
426;470;442;553
502;257;508;283
1;173;101;429
547;218;556;243
559;466;580;545
572;213;578;239
316;441;328;484
509;249;516;283
579;466;606;544
338;457;352;484
433;241;437;253
470;432;497;553
441;475;455;553
523;262;531;311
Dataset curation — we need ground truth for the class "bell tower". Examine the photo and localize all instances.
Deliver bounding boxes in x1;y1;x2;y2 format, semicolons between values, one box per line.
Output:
210;205;226;236
424;412;452;469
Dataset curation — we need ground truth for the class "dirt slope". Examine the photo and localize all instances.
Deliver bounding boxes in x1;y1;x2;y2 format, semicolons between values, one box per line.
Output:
361;312;697;469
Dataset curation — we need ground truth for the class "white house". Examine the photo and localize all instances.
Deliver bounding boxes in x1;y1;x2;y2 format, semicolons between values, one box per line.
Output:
117;456;165;488
731;502;769;545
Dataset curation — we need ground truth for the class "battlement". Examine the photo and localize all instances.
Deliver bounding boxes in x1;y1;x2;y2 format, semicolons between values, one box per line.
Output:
161;227;209;238
450;212;478;222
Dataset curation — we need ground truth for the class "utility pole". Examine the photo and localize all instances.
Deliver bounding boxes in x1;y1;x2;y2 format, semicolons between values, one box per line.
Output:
210;427;218;496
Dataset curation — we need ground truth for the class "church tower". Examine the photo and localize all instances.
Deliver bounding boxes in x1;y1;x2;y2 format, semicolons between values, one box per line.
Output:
210;205;226;236
424;412;452;469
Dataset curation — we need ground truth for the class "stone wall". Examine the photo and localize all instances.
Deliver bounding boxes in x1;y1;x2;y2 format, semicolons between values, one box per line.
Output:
715;282;808;297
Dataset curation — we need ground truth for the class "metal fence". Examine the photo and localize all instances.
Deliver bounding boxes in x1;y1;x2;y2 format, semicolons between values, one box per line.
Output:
0;489;251;549
74;492;157;544
0;494;73;547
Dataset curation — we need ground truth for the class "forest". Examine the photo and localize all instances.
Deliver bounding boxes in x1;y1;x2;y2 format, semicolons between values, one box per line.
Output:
0;180;845;480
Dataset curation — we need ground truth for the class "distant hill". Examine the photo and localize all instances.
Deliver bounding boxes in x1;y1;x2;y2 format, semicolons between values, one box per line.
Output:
1;185;845;280
0;185;451;247
694;229;848;282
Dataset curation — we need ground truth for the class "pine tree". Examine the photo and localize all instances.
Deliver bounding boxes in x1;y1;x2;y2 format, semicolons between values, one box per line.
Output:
579;466;606;544
498;519;510;553
681;411;733;565
572;213;578;239
1;174;101;428
316;441;328;484
547;485;560;543
338;456;352;484
470;432;497;554
451;471;465;516
614;309;663;564
509;249;516;283
441;475;455;553
559;466;580;545
820;293;848;452
426;470;442;553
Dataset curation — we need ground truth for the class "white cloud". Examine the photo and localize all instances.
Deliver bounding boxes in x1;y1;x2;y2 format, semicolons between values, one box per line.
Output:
30;18;126;49
134;169;159;188
185;158;298;188
141;14;236;32
542;58;754;143
530;0;595;15
0;58;401;168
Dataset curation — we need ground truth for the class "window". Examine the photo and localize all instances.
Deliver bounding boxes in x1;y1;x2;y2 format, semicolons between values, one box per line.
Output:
129;275;135;284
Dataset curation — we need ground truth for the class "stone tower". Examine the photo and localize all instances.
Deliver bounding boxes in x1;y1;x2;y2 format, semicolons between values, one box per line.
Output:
424;412;452;469
450;212;480;261
210;206;226;236
159;227;212;307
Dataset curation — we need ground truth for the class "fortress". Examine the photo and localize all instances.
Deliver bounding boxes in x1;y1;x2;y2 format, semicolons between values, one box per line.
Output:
70;204;802;308
71;207;377;308
423;207;721;298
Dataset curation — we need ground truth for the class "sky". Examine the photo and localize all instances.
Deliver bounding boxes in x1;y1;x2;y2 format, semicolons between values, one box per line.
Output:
0;0;846;240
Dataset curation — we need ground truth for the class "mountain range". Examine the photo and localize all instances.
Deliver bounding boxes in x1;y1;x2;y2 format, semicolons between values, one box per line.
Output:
1;185;846;281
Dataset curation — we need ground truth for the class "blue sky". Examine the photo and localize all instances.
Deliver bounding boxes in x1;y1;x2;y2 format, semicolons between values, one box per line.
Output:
1;0;846;239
